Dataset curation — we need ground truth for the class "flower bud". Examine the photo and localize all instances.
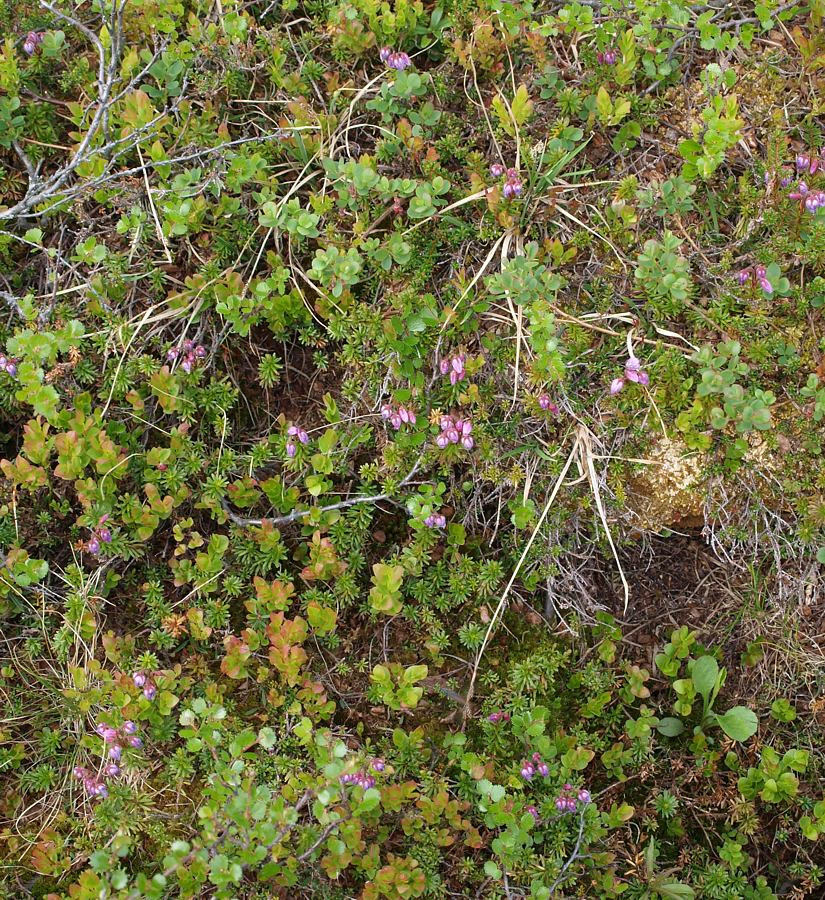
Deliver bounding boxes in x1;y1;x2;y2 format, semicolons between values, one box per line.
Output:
387;51;411;71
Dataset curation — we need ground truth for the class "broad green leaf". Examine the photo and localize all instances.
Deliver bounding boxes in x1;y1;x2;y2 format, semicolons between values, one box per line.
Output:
511;83;533;125
596;86;612;122
657;882;695;900
714;706;758;742
691;655;719;699
656;717;685;737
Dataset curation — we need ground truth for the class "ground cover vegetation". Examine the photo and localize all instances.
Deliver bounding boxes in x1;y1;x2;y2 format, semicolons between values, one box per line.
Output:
1;0;825;896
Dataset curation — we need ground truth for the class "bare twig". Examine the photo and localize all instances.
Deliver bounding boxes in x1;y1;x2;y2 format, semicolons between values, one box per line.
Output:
223;457;423;527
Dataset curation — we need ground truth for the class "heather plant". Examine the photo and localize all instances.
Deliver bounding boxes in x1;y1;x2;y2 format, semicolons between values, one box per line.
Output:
1;0;824;897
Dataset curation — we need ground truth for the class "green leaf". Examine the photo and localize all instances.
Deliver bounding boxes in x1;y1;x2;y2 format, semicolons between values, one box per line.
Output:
678;138;702;161
402;664;428;684
511;83;534;125
656;717;686;737
561;746;595;771
371;664;393;688
714;706;758;742
156;690;179;716
612;99;631;122
770;698;796;722
229;729;257;757
691;655;719;699
355;787;381;813
317;428;338;453
305;474;331;497
484;860;501;878
396;685;424;708
307;601;337;637
657;882;695;900
369;563;404;615
596;86;612;122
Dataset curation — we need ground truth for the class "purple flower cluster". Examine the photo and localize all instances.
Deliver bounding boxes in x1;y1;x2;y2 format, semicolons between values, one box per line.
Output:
520;752;550;781
23;31;44;55
526;804;540;821
96;720;142;762
610;356;649;395
795;151;824;176
133;671;157;701
340;770;376;789
538;393;559;414
555;783;591;812
379;47;411;70
489;164;523;199
503;169;523;199
737;264;773;294
371;758;385;772
381;403;417;429
286;424;309;458
73;766;110;798
85;515;112;556
436;414;473;450
168;340;206;373
789;181;825;213
439;352;466;384
0;353;18;378
597;48;618;65
424;512;446;528
487;710;511;724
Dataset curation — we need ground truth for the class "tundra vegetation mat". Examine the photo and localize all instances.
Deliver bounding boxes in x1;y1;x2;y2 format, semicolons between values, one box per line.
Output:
1;0;825;897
